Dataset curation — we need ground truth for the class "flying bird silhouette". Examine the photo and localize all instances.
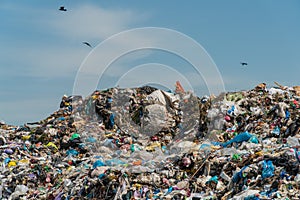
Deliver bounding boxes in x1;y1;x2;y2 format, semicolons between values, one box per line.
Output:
59;6;67;11
240;62;248;66
83;42;92;48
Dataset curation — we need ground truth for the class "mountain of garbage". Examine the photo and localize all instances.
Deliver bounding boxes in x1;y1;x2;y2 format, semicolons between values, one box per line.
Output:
1;82;300;200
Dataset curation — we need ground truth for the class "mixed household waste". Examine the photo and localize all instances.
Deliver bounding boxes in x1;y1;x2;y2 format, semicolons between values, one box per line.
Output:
1;82;300;200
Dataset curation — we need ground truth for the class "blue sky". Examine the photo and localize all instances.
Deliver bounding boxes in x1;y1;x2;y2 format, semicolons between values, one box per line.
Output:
0;0;300;125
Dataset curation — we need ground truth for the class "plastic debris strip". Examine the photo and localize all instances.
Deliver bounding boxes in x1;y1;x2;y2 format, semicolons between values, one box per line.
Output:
1;83;300;199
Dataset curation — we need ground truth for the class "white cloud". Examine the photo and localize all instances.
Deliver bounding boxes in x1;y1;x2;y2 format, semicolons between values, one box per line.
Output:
47;4;147;40
1;3;150;78
0;3;152;124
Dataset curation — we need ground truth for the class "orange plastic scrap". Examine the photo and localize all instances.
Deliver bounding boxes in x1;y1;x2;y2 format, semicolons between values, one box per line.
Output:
132;160;142;166
255;83;266;91
175;81;185;94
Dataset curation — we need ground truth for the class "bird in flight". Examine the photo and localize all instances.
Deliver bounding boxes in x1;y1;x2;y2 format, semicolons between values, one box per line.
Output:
83;42;92;48
59;6;67;11
240;62;248;66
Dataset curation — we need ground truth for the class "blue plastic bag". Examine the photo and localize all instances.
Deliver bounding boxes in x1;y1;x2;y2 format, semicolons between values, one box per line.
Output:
285;109;290;120
271;126;280;136
222;131;253;147
105;159;125;166
232;166;249;183
207;176;218;184
66;149;79;156
249;135;259;144
261;160;274;179
108;113;115;128
227;105;235;116
93;160;106;168
86;137;96;143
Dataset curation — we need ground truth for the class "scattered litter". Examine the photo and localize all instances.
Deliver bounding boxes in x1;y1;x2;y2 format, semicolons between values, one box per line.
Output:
1;82;300;199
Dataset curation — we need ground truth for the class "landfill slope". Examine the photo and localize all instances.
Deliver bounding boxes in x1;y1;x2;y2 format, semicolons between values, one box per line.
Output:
1;84;300;200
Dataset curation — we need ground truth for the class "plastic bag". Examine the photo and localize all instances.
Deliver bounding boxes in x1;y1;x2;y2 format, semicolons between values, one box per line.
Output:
261;160;274;179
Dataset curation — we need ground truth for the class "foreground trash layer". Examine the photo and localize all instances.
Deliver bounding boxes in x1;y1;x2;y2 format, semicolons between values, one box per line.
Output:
1;83;300;200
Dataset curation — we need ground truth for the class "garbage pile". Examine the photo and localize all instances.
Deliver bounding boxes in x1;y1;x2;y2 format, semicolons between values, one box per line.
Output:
1;83;300;200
